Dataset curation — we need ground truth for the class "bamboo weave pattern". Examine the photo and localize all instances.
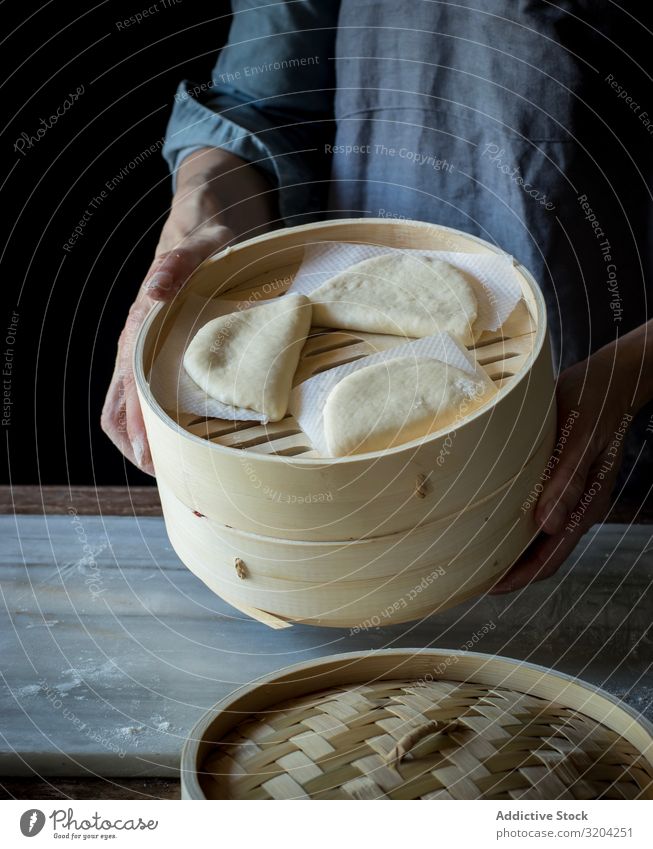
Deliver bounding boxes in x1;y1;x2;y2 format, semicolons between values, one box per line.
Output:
200;679;653;800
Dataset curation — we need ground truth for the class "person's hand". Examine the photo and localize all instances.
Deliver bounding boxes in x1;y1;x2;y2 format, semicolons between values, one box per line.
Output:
101;219;234;475
101;148;274;474
491;330;648;594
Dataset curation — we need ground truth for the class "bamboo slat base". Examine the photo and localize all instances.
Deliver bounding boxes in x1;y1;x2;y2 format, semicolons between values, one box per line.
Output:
171;282;536;459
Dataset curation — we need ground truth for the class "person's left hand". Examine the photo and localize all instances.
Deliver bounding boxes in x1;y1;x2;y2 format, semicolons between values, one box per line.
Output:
491;342;636;594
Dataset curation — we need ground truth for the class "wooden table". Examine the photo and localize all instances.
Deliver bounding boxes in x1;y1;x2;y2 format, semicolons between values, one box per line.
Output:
1;486;651;799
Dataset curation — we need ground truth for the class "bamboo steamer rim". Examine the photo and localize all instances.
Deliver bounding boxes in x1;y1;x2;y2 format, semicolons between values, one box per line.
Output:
181;649;653;800
134;219;548;466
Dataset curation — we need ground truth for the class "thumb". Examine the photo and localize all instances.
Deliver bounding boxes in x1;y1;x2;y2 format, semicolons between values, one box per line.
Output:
143;225;234;302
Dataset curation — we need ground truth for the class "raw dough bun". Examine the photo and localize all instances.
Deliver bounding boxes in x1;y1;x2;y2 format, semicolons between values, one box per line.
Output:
323;356;492;456
310;254;479;344
183;293;312;421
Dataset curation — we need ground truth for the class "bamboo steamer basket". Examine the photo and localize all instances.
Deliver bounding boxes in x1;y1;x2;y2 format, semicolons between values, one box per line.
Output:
135;219;556;628
181;650;653;800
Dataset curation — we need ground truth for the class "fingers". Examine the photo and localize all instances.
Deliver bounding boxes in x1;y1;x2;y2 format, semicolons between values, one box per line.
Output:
490;525;584;594
100;297;155;474
143;225;234;302
124;370;154;476
121;299;155;474
101;370;154;476
492;452;619;594
536;454;594;535
102;208;234;471
534;350;631;536
101;371;137;467
143;247;200;300
535;408;596;535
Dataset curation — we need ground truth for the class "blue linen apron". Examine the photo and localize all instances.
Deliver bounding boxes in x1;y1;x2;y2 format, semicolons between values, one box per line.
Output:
327;1;652;498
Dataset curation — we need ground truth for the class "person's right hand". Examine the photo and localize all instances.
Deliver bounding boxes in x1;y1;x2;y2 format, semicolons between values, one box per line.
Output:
101;148;275;474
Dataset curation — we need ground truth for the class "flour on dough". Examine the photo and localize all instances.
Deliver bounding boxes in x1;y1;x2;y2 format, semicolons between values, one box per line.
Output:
323;356;492;456
310;254;479;344
183;293;312;421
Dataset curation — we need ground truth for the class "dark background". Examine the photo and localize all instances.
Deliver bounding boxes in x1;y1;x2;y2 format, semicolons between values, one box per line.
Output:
2;2;652;511
2;1;231;486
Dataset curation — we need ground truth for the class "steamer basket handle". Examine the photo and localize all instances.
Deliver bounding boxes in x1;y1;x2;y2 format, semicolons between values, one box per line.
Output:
386;719;461;765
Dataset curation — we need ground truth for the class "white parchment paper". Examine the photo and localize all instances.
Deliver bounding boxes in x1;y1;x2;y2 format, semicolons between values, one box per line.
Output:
288;332;497;456
147;243;517;426
289;242;522;334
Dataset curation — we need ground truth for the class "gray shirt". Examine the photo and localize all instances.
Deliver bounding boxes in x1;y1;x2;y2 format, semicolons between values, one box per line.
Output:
163;0;653;497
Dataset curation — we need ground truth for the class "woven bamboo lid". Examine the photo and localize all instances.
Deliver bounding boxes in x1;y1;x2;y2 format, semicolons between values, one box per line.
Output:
183;651;653;800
